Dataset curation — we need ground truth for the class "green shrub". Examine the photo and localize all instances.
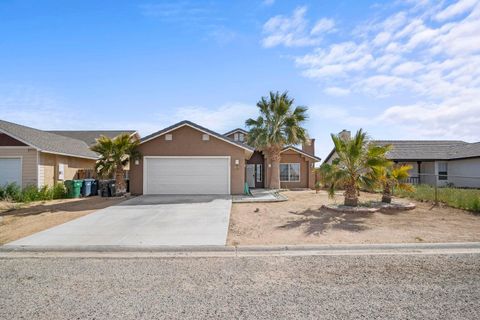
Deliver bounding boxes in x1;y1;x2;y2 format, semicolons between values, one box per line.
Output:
52;183;67;199
395;184;480;213
20;185;42;202
0;183;68;203
0;183;22;201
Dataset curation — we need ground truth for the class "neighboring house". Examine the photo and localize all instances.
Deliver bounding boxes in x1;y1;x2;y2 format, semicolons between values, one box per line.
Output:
129;121;320;195
0;119;136;188
324;130;480;188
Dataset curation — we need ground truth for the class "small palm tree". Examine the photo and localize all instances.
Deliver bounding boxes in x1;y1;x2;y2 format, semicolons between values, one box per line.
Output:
326;129;390;206
374;164;414;203
91;134;140;194
314;162;335;191
246;91;309;189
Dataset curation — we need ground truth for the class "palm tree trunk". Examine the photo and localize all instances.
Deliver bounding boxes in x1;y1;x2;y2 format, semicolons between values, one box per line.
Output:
382;183;392;203
270;152;281;189
115;164;126;195
344;182;358;206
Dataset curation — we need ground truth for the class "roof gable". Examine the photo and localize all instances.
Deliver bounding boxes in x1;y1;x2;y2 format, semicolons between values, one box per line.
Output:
224;128;248;136
0;120;98;159
140;120;255;153
281;146;321;161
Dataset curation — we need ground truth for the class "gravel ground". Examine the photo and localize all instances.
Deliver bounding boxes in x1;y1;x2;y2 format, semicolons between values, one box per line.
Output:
1;254;479;319
229;190;480;245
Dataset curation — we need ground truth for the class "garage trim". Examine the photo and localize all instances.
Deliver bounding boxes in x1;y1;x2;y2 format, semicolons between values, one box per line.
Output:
0;156;23;187
143;156;231;194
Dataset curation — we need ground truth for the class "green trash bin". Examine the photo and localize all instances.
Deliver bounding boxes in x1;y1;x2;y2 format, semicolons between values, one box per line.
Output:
65;180;83;198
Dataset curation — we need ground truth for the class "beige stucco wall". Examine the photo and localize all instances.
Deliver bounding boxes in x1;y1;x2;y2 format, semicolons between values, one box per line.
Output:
264;150;315;189
0;147;38;188
129;125;249;195
447;158;480;188
39;152;96;186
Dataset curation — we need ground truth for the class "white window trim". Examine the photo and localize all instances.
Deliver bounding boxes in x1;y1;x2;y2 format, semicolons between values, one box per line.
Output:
165;134;173;141
0;156;23;187
234;133;239;141
202;134;209;141
280;163;300;182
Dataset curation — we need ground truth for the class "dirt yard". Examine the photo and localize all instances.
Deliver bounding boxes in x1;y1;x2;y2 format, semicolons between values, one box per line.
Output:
228;190;480;245
0;196;129;245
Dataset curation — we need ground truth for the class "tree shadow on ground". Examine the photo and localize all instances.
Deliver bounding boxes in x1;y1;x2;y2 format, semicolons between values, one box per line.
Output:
278;207;372;235
0;197;127;217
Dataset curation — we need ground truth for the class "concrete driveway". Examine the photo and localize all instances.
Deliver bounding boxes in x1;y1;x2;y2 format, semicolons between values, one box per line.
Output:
7;195;232;247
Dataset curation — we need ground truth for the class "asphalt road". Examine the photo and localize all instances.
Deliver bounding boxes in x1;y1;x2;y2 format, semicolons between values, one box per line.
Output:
1;253;479;319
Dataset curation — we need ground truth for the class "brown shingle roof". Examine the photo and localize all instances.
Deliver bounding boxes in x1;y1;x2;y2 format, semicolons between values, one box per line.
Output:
0;119;98;159
48;130;137;146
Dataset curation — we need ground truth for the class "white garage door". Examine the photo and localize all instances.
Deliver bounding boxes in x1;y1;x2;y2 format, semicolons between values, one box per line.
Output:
144;157;230;194
0;158;22;187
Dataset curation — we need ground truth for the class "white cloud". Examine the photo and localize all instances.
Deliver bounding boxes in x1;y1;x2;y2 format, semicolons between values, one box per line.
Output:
324;86;350;96
262;7;335;48
435;0;478;21
391;61;424;75
311;18;335;35
156;103;257;133
285;0;480;141
262;0;275;6
0;85;256;137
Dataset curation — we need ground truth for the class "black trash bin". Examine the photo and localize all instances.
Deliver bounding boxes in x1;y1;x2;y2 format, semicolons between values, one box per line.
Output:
81;179;95;197
108;180;116;197
99;180;109;197
126;179;130;193
91;180;98;196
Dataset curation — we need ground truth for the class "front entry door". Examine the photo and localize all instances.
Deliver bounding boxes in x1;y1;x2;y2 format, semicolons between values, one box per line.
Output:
246;164;255;188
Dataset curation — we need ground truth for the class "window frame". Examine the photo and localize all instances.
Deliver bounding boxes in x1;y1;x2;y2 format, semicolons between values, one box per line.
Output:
438;161;448;181
256;164;263;182
280;163;301;182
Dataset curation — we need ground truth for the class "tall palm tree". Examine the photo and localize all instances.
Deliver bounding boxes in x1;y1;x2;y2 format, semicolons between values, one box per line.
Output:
91;134;140;194
374;163;414;203
326;129;390;206
246;91;309;189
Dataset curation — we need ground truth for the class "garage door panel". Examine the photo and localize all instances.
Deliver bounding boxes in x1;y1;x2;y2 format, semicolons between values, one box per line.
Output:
145;157;230;194
0;158;22;187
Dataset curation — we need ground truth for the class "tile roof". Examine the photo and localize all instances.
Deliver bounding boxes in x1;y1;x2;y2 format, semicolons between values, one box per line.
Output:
373;140;477;160
0;119;98;159
48;130;137;146
324;140;480;163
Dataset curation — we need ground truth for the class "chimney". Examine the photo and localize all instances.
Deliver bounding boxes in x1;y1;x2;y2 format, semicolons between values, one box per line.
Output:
339;129;351;141
302;138;315;155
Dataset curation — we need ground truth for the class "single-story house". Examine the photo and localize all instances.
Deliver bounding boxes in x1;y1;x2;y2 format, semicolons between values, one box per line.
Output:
129;121;321;195
324;130;480;188
0;119;136;188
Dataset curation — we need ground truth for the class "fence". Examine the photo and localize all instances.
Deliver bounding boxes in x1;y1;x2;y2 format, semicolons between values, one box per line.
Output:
396;173;480;212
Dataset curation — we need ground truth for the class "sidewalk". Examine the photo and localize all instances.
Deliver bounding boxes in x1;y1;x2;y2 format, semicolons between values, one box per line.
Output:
2;242;480;258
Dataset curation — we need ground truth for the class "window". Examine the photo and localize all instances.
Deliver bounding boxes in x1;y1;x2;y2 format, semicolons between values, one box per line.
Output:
165;134;172;141
280;163;300;182
438;162;448;180
202;134;209;141
234;133;239;141
239;133;244;142
256;164;262;182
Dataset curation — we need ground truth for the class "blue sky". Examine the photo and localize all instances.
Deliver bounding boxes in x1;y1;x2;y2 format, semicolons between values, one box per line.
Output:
1;0;479;158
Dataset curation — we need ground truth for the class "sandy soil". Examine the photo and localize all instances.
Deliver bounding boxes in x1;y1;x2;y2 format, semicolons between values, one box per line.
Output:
228;190;480;245
0;196;130;245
